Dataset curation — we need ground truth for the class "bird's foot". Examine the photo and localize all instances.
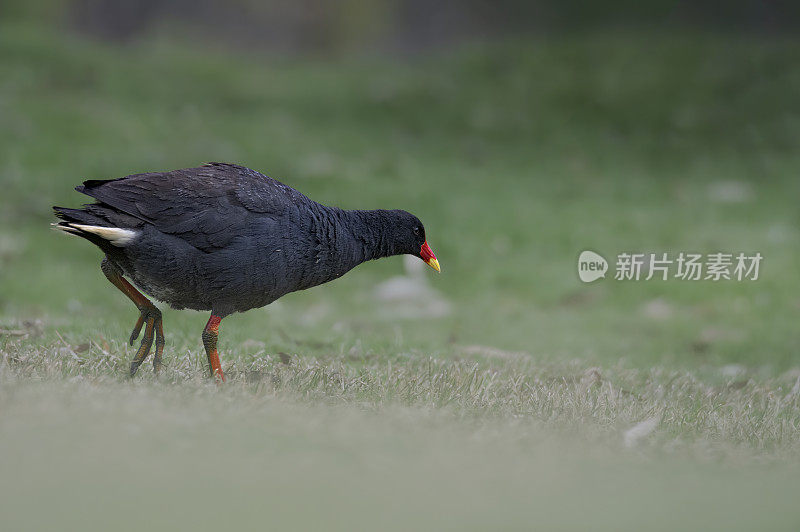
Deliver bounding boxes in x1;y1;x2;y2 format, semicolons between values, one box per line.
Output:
128;305;165;377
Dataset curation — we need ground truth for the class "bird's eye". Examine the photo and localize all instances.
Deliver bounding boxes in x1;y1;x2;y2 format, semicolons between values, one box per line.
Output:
413;226;420;235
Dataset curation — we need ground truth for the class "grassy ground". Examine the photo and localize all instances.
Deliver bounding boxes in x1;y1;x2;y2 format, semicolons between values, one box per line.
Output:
1;24;800;530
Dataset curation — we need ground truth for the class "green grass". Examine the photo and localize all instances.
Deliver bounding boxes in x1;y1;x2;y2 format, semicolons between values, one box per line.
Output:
1;25;800;529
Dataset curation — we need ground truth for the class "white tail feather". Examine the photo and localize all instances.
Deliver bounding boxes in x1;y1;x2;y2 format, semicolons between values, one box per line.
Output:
60;223;139;246
52;223;81;236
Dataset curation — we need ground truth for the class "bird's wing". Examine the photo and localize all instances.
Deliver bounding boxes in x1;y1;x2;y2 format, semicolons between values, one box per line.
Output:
77;163;308;252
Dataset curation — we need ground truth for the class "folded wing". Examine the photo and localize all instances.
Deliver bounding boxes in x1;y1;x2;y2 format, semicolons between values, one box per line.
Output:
75;162;310;252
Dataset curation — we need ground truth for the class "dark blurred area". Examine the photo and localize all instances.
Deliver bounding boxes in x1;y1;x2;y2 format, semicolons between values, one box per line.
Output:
5;0;800;54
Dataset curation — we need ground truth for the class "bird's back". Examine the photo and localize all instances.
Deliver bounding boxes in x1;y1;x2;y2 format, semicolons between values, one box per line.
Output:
75;162;312;252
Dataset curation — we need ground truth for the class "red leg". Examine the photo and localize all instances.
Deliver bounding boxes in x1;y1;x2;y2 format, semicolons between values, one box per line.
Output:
101;257;165;377
202;315;225;382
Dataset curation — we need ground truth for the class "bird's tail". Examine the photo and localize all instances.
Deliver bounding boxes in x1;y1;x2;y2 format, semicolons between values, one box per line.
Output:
52;206;139;247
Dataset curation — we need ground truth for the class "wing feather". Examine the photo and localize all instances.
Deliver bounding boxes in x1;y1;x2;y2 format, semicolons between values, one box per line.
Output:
76;163;309;252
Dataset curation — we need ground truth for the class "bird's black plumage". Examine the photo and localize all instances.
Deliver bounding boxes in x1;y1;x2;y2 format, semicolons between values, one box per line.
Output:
55;162;431;316
53;163;438;380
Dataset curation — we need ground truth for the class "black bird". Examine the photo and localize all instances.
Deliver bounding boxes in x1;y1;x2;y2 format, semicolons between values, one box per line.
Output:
53;163;440;381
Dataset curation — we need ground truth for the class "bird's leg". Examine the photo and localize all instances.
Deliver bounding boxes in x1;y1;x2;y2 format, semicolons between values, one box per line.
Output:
201;315;225;382
100;257;165;377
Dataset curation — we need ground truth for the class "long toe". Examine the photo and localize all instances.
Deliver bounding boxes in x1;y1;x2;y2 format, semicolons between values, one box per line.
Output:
152;319;165;375
128;308;161;377
129;315;145;346
129;322;154;377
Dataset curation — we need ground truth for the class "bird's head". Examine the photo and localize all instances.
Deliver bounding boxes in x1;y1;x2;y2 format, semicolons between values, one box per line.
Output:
390;210;440;273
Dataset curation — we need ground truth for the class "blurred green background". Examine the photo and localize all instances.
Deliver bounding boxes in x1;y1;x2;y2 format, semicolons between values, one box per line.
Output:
2;3;800;530
1;0;798;371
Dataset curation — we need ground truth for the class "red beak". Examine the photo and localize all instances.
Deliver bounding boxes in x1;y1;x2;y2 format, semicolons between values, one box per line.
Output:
419;241;441;272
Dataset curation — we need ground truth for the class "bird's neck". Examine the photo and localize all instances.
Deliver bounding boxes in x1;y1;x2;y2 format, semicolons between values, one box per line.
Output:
289;206;401;291
341;209;399;262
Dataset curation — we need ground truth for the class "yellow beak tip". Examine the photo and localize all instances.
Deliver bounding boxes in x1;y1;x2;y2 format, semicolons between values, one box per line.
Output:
427;258;441;273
